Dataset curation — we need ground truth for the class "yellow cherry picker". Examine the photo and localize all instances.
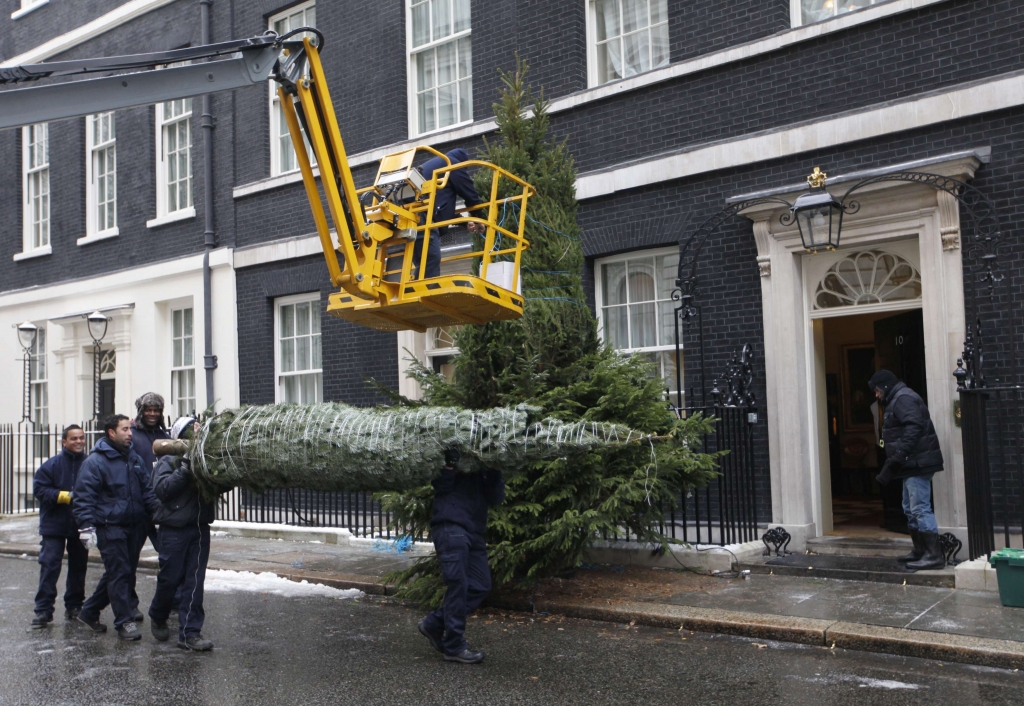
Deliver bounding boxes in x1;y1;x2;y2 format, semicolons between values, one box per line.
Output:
0;28;533;332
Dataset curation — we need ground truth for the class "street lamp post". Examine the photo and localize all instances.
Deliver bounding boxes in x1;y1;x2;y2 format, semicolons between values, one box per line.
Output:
15;321;38;422
85;311;109;421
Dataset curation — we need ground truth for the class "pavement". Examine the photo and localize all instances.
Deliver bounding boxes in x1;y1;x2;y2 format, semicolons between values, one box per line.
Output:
2;555;1023;705
3;514;1024;671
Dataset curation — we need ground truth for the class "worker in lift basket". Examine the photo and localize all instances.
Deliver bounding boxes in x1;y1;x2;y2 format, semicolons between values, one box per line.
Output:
418;448;504;664
412;148;486;279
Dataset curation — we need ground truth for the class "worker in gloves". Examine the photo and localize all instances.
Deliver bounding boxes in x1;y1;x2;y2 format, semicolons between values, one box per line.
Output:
148;416;216;651
73;414;160;640
30;425;89;629
412;148;486;279
418;448;504;664
870;370;946;571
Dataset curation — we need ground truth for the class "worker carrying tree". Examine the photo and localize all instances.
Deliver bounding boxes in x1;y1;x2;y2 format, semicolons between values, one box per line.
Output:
417;448;504;665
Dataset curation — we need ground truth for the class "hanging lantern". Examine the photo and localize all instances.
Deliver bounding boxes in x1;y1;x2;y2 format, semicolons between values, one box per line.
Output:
791;167;844;254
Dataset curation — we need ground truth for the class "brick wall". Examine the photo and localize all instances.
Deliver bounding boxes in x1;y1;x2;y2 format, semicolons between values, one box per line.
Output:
235;254;399;407
0;0;122;59
670;0;790;62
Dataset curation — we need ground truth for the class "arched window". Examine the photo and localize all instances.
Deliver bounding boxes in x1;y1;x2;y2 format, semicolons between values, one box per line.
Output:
814;250;922;311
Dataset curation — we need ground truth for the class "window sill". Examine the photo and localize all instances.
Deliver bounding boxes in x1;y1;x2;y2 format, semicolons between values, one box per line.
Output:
13;245;52;261
77;228;119;246
11;0;48;20
234;167;318;199
410;118;475;142
146;207;195;229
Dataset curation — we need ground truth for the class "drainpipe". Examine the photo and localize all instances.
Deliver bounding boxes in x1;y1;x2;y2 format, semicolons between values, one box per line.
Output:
200;0;218;410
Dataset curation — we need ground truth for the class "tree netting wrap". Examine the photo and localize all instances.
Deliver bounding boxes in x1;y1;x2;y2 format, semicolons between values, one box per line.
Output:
188;402;652;495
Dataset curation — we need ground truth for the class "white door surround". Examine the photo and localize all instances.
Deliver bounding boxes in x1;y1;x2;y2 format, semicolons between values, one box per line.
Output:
736;152;982;550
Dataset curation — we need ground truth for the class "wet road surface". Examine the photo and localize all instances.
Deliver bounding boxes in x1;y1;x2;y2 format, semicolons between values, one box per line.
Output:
1;555;1022;705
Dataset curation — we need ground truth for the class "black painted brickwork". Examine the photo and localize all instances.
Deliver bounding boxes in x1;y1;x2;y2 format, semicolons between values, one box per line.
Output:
0;0;238;292
235;255;399;407
580;107;1024;520
669;0;790;62
0;1;122;60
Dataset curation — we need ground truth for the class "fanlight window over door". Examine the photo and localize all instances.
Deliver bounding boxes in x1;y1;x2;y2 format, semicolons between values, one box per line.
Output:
814;250;921;311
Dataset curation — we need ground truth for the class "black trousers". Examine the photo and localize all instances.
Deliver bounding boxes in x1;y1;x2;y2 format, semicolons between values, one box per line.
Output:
33;535;89;618
412;232;442;279
422;523;491;655
149;524;210;640
80;524;147;629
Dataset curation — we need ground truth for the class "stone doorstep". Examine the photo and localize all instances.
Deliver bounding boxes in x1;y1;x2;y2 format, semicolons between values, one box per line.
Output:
3;542;1023;669
954;558;1000;592
806;535;914;558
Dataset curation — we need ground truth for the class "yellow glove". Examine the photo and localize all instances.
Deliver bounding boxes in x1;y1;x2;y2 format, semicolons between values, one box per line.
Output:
57;491;72;505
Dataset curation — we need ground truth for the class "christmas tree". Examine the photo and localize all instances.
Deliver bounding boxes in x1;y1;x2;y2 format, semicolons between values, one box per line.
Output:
380;59;718;605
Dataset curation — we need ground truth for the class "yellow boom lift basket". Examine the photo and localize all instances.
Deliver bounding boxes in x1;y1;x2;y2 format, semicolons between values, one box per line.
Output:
278;38;535;332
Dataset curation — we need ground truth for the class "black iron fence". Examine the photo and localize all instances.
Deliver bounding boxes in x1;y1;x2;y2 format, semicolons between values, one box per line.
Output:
959;385;1024;560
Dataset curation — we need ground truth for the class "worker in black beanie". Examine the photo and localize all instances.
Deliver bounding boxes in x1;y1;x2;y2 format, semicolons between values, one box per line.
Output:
868;369;945;571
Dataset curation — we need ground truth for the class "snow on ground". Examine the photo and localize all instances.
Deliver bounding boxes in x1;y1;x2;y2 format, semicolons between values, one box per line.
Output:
203;569;363;599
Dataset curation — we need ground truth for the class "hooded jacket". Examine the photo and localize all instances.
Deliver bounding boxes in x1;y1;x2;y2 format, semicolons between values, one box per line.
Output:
72;438;160;529
430;467;505;536
150;455;215;527
33;448;85;537
873;378;944;478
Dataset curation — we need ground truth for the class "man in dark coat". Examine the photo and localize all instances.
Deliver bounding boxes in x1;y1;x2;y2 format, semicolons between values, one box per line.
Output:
30;425;89;629
418;449;504;664
412;148;485;279
148;416;216;651
869;370;945;571
129;391;169;611
73;414;160;640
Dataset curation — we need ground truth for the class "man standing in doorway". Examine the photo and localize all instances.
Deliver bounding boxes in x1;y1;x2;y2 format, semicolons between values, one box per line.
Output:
870;370;946;571
73;414;159;640
30;425;89;629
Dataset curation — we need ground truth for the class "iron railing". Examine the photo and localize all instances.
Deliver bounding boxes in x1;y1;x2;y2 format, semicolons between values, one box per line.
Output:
958;386;1024;560
0;422;103;515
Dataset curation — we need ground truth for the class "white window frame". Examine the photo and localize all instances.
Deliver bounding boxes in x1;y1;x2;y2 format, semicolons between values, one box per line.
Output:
83;112;119;243
29;326;48;426
152;75;194;226
792;0;889;27
269;1;317;177
424;325;460;382
585;0;670;88
11;0;48;21
406;0;473;138
594;246;680;396
274;293;323;404
19;123;51;259
170;307;196;417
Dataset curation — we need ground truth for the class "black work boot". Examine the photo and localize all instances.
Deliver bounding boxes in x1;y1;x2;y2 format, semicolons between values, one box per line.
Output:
151;620;170;642
30;612;52;629
77;614;107;633
116;621;142;641
444;648;485;664
65;608;81;621
905;532;946;571
178;634;214;651
133;609;145;623
418;620;443;653
897;530;924;563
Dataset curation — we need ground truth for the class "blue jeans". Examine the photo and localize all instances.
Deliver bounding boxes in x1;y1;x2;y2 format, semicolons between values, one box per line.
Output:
902;474;937;533
422;524;491;655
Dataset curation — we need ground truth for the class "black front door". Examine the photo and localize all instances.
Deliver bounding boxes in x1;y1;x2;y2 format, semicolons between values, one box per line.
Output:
873;309;927;533
99;379;116;419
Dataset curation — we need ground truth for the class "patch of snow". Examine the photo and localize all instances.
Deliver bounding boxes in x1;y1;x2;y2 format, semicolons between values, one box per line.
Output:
202;569;363;599
36;649;53;654
853;677;921;690
209;531;229;537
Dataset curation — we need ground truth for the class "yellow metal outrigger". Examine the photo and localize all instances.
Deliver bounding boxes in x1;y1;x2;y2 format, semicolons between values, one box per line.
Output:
278;38;535;332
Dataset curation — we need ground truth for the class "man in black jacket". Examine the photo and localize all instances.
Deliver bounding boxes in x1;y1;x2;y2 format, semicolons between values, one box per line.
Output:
869;370;945;571
418;449;504;664
148;416;215;651
73;414;160;640
412;148;486;279
30;425;89;629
